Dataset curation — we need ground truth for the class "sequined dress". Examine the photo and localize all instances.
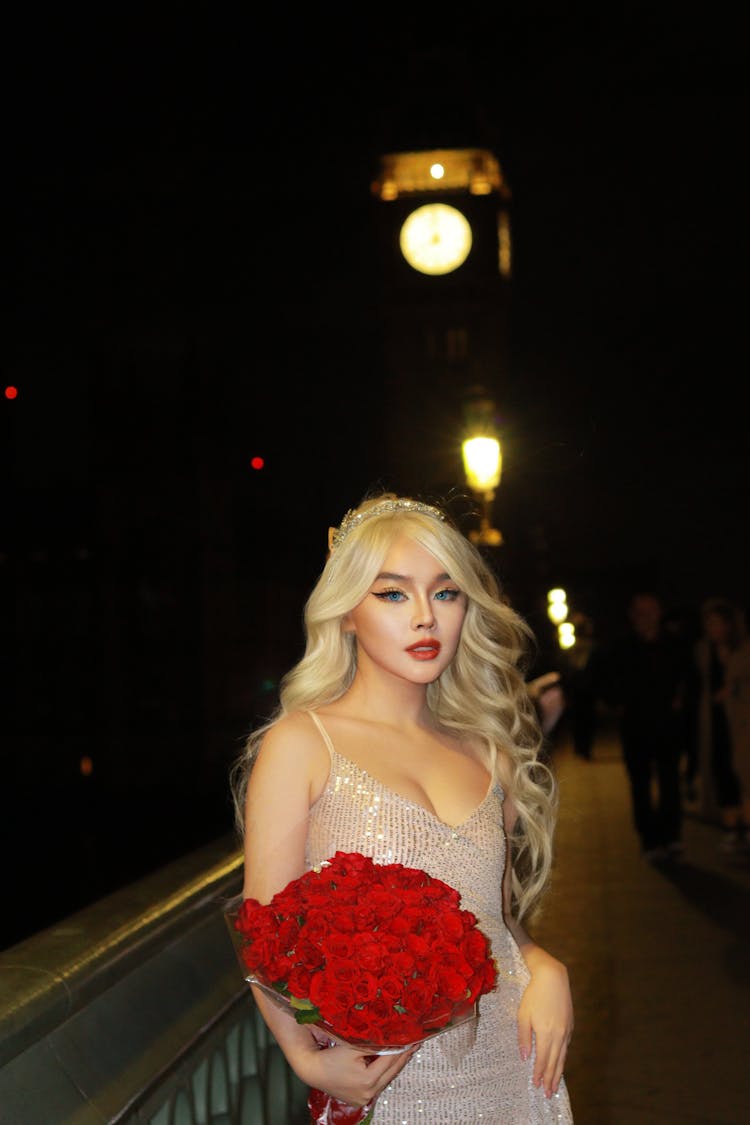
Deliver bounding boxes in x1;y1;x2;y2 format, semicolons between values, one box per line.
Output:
305;712;573;1124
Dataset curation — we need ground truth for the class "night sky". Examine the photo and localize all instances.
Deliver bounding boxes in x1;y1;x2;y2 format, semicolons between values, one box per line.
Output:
4;12;748;939
8;15;747;608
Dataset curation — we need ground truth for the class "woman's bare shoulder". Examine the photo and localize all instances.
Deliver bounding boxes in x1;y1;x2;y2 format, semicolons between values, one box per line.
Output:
253;711;330;783
258;710;321;753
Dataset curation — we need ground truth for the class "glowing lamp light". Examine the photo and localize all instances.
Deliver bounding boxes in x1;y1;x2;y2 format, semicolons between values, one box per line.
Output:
250;456;265;470
462;437;502;493
430;162;445;180
547;587;568;625
558;622;576;650
548;601;569;626
4;386;18;400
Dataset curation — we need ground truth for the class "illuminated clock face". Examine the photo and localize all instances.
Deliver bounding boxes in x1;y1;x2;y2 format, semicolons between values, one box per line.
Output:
399;203;473;275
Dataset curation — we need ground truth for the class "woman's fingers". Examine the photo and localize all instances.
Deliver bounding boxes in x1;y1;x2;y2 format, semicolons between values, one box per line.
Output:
532;1028;572;1096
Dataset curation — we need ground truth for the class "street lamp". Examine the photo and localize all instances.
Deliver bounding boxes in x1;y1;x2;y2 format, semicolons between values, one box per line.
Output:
547;588;569;626
462;430;503;547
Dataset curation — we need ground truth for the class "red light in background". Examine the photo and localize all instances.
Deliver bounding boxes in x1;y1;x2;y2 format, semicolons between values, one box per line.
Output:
80;755;94;777
4;386;18;400
250;456;265;470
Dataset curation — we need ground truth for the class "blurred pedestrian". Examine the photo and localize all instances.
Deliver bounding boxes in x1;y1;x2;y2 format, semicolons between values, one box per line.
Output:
560;613;600;761
600;590;693;862
663;604;701;806
693;597;747;851
725;619;750;850
528;670;567;738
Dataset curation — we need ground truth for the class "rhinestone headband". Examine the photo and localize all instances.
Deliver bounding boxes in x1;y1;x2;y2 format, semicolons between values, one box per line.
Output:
328;499;447;553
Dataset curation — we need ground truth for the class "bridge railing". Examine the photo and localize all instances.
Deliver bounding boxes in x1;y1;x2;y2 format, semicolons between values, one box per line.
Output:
0;835;308;1124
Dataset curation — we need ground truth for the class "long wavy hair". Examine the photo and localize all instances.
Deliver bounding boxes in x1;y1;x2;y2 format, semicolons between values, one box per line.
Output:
230;492;559;922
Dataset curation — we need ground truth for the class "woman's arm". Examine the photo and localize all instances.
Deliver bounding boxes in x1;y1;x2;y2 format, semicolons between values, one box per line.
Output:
502;793;574;1099
241;713;415;1107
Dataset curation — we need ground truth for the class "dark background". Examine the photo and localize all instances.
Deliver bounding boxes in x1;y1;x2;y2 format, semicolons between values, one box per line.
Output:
3;13;748;947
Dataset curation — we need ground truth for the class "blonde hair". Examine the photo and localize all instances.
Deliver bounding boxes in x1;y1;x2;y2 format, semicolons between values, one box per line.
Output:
230;492;559;923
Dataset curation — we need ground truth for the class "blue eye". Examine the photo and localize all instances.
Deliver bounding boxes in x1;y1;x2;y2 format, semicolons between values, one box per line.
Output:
374;589;406;602
435;588;461;601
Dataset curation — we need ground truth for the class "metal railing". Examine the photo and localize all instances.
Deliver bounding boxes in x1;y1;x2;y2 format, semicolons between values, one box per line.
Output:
0;835;308;1124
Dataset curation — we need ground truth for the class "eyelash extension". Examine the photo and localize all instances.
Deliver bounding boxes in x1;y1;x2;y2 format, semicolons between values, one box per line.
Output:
372;587;462;602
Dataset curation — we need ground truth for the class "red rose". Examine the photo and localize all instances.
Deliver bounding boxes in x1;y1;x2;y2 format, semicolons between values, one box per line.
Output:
351;934;388;973
461;928;490;965
404;932;431;959
295;934;324;970
438;966;471;1003
265;953;296;983
438;912;465;942
377;973;405;1004
327;957;360;986
286;965;313;999
323;933;355;960
352;902;378;930
482;959;498;990
403;976;436;1018
389;950;416;976
380;1011;426;1045
299;912;331;944
362;887;403;920
338;1005;376;1040
241;935;278;973
310;975;355;1019
277;917;301;951
236;899;277;938
352;970;380;1004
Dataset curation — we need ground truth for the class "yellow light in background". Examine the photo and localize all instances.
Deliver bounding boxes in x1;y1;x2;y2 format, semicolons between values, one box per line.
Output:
462;436;502;493
498;210;512;277
462;388;503;547
547;587;568;625
548;601;569;625
373;148;508;201
558;622;576;649
399;203;473;276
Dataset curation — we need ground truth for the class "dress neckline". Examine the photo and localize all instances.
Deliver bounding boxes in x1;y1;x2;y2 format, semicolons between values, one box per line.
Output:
331;746;500;831
308;710;501;831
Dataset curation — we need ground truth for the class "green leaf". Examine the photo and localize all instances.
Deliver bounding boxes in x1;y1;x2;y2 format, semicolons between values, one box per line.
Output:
289;995;316;1012
294;1007;324;1025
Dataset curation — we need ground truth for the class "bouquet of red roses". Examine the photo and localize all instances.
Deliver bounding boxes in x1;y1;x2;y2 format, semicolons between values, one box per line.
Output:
225;850;497;1125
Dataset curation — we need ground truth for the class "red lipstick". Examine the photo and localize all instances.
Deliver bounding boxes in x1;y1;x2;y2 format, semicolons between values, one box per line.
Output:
405;641;441;660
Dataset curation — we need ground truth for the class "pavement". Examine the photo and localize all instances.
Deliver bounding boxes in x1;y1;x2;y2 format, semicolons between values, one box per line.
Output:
533;718;750;1125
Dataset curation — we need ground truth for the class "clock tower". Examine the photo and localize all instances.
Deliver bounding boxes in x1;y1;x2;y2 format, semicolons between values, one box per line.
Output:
369;146;513;499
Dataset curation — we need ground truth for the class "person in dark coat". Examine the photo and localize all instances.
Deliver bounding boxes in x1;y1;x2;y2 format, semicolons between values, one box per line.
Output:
601;590;693;861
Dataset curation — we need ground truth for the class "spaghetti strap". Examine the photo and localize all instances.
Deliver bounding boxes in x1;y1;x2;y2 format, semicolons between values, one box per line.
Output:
307;710;335;761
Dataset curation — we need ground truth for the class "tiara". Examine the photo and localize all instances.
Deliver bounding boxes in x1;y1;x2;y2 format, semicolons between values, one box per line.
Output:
328;499;447;552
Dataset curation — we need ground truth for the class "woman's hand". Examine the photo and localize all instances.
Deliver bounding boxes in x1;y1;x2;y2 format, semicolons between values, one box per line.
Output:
292;1031;417;1109
517;953;574;1098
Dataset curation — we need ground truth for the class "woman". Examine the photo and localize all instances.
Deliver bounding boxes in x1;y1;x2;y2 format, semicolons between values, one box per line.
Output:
231;493;574;1123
